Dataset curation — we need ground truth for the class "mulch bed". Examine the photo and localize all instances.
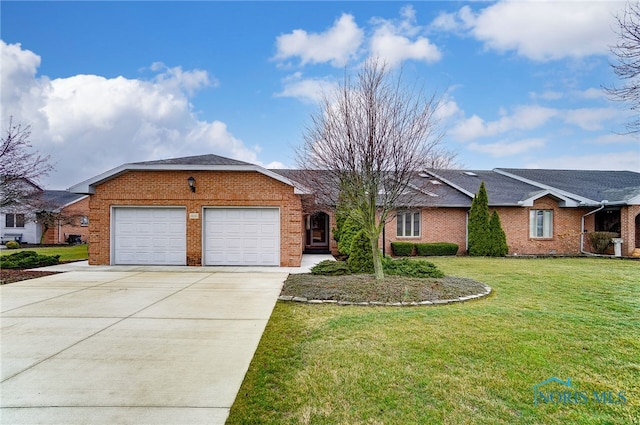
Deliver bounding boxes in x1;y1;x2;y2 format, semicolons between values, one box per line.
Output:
0;269;61;285
282;274;488;303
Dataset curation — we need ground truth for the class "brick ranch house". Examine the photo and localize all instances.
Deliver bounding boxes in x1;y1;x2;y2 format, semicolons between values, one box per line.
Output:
68;154;640;266
1;179;89;245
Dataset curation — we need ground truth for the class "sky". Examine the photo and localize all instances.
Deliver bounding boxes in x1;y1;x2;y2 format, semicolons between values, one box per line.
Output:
2;1;640;190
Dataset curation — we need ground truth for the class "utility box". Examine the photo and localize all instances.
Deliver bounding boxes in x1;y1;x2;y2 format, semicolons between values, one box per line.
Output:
611;238;623;257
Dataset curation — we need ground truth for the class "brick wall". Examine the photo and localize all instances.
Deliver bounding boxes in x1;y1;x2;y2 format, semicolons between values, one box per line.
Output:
620;205;640;255
88;170;303;266
379;196;610;256
41;197;90;244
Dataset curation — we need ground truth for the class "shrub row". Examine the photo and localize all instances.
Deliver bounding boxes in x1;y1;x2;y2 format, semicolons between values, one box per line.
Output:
391;242;459;257
0;250;60;269
311;257;444;279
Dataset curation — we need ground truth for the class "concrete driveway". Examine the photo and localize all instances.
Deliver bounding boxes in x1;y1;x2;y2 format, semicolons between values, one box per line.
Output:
0;268;290;424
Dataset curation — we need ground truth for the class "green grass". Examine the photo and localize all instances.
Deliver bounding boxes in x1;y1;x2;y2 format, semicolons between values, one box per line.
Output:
0;244;88;262
228;257;640;425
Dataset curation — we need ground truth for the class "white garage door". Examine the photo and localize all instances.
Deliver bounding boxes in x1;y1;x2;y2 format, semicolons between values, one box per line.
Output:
204;208;280;266
113;207;186;265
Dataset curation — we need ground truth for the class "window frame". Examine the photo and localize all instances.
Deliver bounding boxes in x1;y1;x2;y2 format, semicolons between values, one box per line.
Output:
5;213;25;228
80;216;89;226
396;210;421;238
529;209;553;239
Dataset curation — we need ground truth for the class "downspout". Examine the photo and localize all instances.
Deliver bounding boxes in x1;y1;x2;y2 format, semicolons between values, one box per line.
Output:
580;201;606;255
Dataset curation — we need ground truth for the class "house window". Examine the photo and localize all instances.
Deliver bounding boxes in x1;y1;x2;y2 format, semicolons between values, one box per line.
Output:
530;210;553;238
5;213;25;228
397;211;420;237
80;216;89;226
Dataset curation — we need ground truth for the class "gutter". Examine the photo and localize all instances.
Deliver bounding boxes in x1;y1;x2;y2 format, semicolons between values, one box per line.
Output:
580;201;607;256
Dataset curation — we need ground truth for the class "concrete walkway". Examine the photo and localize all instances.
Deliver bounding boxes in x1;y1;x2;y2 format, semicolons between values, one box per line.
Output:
0;255;331;424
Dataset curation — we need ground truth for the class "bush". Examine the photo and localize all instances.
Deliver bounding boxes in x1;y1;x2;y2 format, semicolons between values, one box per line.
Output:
383;257;445;278
348;230;375;274
5;240;20;249
311;260;351;276
391;242;414;256
415;242;458;256
0;250;60;269
338;215;360;256
588;231;618;254
488;211;508;257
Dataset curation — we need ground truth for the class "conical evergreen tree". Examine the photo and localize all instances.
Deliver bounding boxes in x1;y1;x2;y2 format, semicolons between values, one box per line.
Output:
468;182;490;256
488;210;508;256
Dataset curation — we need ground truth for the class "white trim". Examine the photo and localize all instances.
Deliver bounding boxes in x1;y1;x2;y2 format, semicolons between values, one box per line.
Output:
517;190;580;207
69;163;310;195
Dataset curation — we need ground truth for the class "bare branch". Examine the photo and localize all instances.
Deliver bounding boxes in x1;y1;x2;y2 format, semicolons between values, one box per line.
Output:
0;116;54;209
605;2;640;134
295;58;454;279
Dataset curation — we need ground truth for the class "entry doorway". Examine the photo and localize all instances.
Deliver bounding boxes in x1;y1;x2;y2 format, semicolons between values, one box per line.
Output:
635;213;640;248
304;212;330;253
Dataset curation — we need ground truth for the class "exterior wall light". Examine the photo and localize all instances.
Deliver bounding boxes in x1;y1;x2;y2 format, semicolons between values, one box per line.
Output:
187;176;196;193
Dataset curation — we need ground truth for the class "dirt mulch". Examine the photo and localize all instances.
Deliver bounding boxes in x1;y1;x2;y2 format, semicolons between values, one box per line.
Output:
0;269;61;285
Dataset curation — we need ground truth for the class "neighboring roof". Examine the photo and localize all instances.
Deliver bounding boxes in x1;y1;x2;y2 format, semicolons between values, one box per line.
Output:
37;191;88;211
496;168;640;205
69;154;309;195
425;169;549;206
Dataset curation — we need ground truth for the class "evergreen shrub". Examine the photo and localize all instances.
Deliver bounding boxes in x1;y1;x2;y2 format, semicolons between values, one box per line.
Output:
310;260;351;276
1;251;60;269
347;230;375;274
391;242;414;256
415;242;458;256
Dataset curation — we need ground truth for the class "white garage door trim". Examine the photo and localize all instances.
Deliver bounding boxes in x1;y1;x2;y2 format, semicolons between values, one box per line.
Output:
203;207;280;266
112;206;186;265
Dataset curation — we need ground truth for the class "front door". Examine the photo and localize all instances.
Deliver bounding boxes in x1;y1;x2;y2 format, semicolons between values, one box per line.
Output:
305;212;329;252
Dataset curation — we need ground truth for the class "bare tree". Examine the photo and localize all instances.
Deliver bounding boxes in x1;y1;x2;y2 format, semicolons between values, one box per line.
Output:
296;59;451;280
1;117;53;209
605;2;640;134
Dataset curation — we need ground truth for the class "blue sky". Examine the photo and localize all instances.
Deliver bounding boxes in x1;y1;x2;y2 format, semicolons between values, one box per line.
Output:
2;1;639;189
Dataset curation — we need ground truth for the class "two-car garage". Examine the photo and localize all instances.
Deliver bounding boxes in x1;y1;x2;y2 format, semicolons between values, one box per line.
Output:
112;207;280;266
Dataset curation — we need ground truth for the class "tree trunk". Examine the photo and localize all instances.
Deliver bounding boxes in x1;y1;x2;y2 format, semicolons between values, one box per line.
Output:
371;235;384;280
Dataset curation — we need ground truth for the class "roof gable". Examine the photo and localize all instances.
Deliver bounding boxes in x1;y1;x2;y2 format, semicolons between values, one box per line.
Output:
69;154;309;195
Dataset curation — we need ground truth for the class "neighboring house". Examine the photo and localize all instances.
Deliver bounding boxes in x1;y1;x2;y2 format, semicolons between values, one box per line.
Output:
69;154;640;266
0;181;89;245
36;191;90;244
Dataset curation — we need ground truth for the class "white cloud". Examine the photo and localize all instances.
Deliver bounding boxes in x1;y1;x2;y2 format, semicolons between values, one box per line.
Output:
451;105;558;141
150;62;217;96
526;151;640;172
564;108;619;131
436;1;625;61
369;5;441;67
469;138;546;157
273;14;364;67
1;41;268;188
275;72;337;103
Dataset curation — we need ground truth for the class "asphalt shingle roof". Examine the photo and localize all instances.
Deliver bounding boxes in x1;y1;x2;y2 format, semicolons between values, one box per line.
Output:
37;190;86;210
132;154;252;167
498;169;640;204
426;169;544;206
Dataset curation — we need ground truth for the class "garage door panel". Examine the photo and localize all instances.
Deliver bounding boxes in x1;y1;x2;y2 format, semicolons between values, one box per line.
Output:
204;208;280;266
113;207;186;265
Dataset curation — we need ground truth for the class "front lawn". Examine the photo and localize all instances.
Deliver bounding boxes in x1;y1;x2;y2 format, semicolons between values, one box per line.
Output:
228;257;639;424
0;244;88;262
